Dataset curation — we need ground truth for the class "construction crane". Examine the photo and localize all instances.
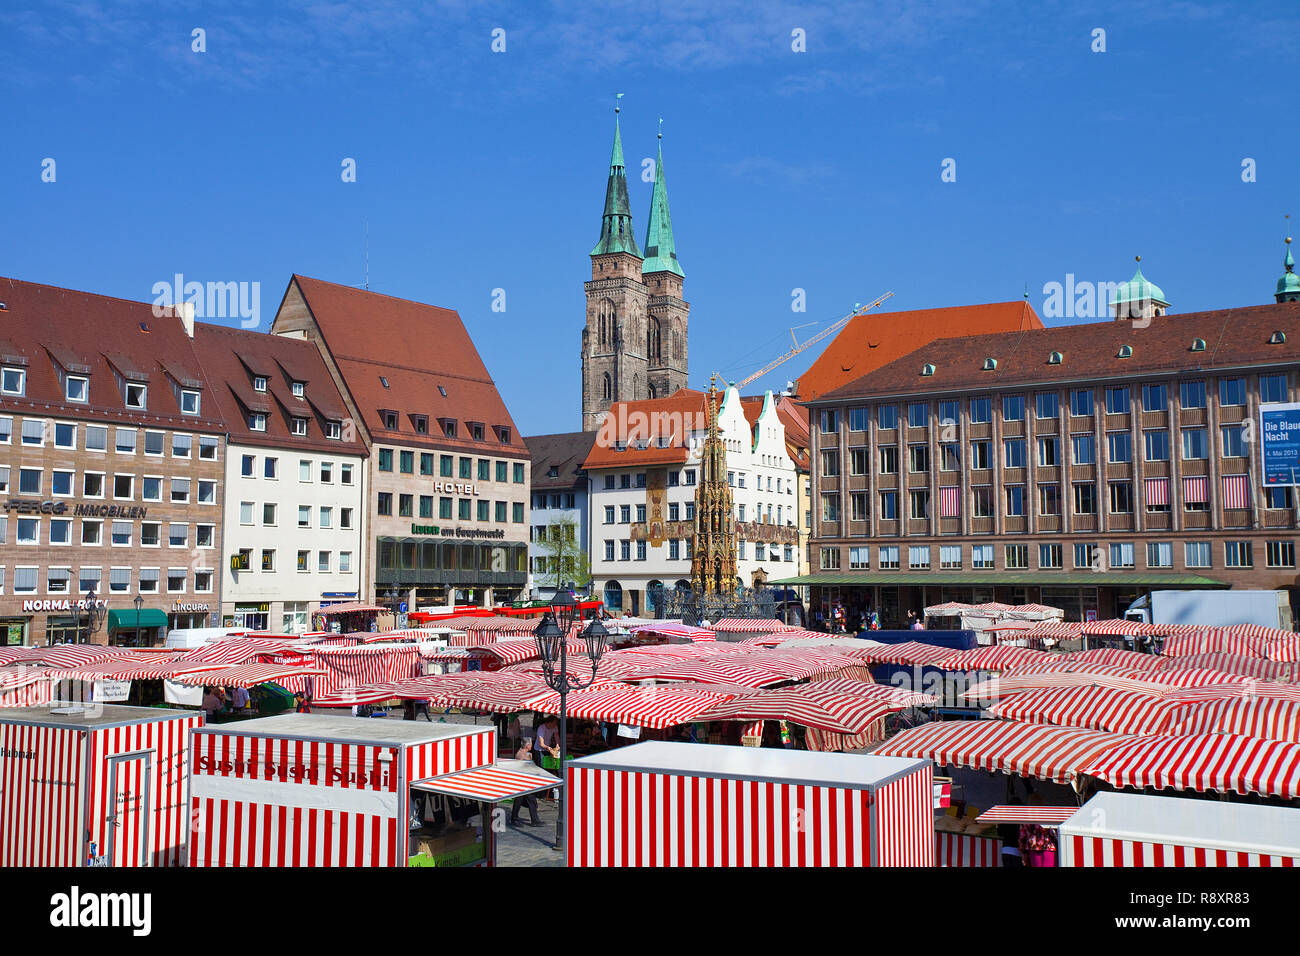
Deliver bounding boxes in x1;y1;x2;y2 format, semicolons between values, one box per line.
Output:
712;291;894;392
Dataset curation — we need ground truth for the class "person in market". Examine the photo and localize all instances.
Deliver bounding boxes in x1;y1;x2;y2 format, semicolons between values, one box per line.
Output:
535;716;560;773
229;684;251;714
999;798;1024;867
509;736;545;827
201;686;224;719
909;611;925;631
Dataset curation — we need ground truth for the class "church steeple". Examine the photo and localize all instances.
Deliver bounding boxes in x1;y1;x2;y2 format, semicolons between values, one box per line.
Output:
642;123;683;278
590;108;642;258
1277;235;1300;304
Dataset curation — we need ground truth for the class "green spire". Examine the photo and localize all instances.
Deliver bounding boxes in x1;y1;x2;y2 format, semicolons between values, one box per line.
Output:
590;109;642;258
642;123;684;277
1277;236;1300;302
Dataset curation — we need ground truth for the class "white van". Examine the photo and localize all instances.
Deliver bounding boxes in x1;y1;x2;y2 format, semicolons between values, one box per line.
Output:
164;627;247;650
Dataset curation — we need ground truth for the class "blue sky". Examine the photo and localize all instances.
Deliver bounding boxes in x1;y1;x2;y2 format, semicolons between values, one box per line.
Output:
3;1;1295;435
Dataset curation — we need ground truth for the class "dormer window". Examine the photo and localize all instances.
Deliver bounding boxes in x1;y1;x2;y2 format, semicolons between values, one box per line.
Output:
382;411;398;430
126;383;147;409
1117;344;1133;358
442;419;457;439
412;415;428;435
1048;351;1063;365
291;382;305;399
469;422;485;441
291;417;308;436
249;413;267;432
548;466;560;478
253;376;268;392
181;389;201;415
1270;331;1286;345
497;426;511;444
2;367;25;395
326;421;342;440
982;358;997;371
1190;338;1206;352
921;363;935;376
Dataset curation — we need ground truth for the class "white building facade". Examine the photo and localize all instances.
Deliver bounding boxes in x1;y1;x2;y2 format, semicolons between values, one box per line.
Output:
586;386;801;616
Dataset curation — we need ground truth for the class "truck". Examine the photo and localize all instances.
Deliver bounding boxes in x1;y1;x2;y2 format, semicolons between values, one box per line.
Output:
1124;589;1292;630
1059;792;1300;866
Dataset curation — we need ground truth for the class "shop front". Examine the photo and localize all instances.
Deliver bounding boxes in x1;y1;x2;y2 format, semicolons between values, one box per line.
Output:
226;602;270;630
169;601;213;630
375;534;528;611
1;619;28;647
106;607;169;647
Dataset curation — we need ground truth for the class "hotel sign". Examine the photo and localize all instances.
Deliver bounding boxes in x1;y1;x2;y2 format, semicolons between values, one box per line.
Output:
432;482;481;496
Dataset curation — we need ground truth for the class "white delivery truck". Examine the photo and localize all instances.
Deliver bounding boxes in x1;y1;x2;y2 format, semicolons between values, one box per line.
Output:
1124;589;1292;630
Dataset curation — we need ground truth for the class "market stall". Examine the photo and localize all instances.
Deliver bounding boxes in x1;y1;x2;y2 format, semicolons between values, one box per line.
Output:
567;741;934;866
1059;792;1300;866
0;704;202;866
188;714;498;867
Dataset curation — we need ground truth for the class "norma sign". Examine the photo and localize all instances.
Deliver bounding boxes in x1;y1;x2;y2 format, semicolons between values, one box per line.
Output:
1261;403;1300;486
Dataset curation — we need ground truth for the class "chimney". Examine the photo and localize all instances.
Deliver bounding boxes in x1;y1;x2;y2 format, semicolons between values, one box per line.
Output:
177;301;195;338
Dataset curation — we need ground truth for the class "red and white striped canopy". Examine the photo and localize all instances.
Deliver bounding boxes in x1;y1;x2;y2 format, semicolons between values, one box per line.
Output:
413;766;558;803
169;663;327;688
742;629;854;647
1163;653;1296;682
704;618;798;633
1004;657;1138;677
470;638;590;666
1166;697;1300;743
1161;629;1267;659
42;660;226;682
963;668;1172;700
1266;635;1300;663
976;806;1078;825
628;622;716;642
179;638;300;666
987;685;1175;736
873;720;1129;783
617;641;748;659
0;666;52;690
627;658;790;687
856;641;954;666
0;645;138;668
1222;474;1249;510
698;686;899;735
811;678;934;707
803;723;888;753
1082;619;1164;636
1065;648;1167;671
1150;667;1262;688
533;685;735;729
935;645;1048;671
1083;733;1300;800
1160;680;1300;704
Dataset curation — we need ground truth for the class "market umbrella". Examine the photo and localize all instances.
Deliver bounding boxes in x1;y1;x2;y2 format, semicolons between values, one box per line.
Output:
872;719;1128;784
856;641;954;666
1082;733;1300;800
935;645;1048;671
1165;697;1300;743
697;686;899;735
809;678;935;708
1064;648;1167;671
986;685;1177;736
1162;654;1296;683
703;618;798;634
1160;680;1300;704
529;684;738;729
962;668;1173;701
1160;629;1268;659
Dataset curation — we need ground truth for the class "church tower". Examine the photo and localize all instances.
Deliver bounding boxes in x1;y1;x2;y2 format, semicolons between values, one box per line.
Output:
581;110;689;431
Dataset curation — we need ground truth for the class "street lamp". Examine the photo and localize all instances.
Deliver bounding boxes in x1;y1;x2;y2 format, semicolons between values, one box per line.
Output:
134;595;144;649
533;581;609;852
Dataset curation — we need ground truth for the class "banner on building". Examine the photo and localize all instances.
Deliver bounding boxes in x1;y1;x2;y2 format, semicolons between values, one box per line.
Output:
1261;402;1300;486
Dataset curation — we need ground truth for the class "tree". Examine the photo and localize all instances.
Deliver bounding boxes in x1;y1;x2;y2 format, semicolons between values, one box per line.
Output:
536;514;591;591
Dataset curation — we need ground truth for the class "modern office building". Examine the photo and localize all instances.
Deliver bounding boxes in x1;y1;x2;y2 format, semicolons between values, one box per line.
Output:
271;275;531;609
788;260;1300;625
0;278;226;646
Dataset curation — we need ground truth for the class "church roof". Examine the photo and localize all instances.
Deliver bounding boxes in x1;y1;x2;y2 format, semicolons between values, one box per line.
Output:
590;115;642;259
642;141;683;277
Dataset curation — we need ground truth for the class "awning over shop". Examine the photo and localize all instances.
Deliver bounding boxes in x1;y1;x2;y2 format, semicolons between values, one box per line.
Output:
413;765;560;803
107;609;169;630
976;806;1078;826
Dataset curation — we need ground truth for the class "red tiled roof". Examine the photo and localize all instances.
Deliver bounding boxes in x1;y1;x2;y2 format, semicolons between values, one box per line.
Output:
191;323;367;455
284;275;528;458
814;302;1300;403
796;300;1042;401
582;388;715;470
0;276;224;431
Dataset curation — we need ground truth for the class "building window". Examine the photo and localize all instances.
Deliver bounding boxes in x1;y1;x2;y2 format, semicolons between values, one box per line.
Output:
1265;487;1293;510
1038;483;1061;515
1181;428;1208;460
339;552;352;573
848;546;870;570
1107;431;1132;463
971;485;993;518
378;448;393;472
1073;543;1098;569
604;540;615;561
1109;481;1133;513
21;419;45;446
377;493;392;516
620;540;631;561
1224;541;1253;568
196;525;214;548
1105;386;1130;415
850;491;869;521
1143;430;1170;462
878;446;898;474
249;413;266;431
1035;392;1059;419
1073;482;1097;515
81;520;102;545
140;523;160;547
1179;380;1206;409
909;489;929;519
172;433;192;458
318;551;331;572
296;550;310;572
1141;383;1167;413
341;507;353;529
1146;541;1173;568
242;454;256;479
513;463;525;484
1221;424;1247;458
1002;394;1024;422
439;498;452;519
1005;485;1025;517
16;518;39;545
907;403;928;428
459;457;473;479
1071;434;1095;465
170;478;190;503
969;397;991;424
83;472;105;497
441;455;454;477
1070;389;1093;417
821;450;840;477
1;367;25;395
820;410;839;433
125;383;147;409
908;444;929;473
1266;541;1296;569
1004;438;1026;469
969;440;990;470
1219;378;1246;407
1039;544;1062;569
1005;545;1029;569
939;545;961;570
169;523;188;548
1037;436;1059;467
138;568;159;593
877;404;898;429
848;407;870;432
939;443;960;471
1260;374;1287;404
821;494;840;522
111;474;134;500
399;451;414;474
635;541;647;561
253;376;267;392
908;545;931;569
54;422;76;449
181;389;201;415
1185;541;1211;568
1109;542;1135;569
459;499;471;520
972;545;994;570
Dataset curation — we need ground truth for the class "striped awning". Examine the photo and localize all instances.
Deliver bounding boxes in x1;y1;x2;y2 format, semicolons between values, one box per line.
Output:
626;658;792;688
1021;621;1084;640
1143;477;1169;507
1161;629;1268;658
963;668;1173;700
1166;697;1300;743
1083;733;1300;799
1164;654;1294;682
935;645;1048;671
873;720;1128;783
413;766;559;803
698;686;899;735
704;618;798;633
940;486;961;518
468;638;588;666
976;806;1078;826
1182;475;1207;504
0;645;137;669
0;667;52;690
533;685;736;729
987;685;1176;736
179;638;300;666
811;678;935;707
1148;667;1248;688
1067;647;1167;670
169;663;327;688
1081;618;1164;636
629;622;716;642
41;660;226;681
857;641;955;666
1161;680;1300;704
1222;474;1249;510
1269;637;1300;663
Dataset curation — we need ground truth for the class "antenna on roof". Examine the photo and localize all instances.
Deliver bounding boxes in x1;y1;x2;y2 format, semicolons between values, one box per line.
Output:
364;220;370;291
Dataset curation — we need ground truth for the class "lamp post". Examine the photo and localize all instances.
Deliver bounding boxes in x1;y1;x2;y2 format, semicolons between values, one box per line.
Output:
80;585;107;646
533;581;608;852
134;595;144;649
